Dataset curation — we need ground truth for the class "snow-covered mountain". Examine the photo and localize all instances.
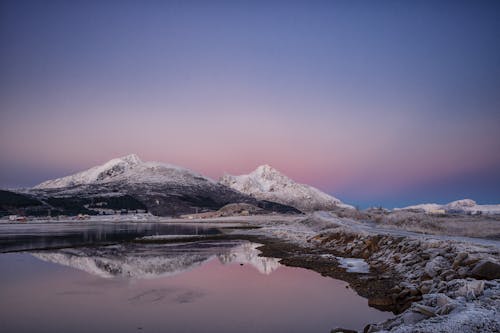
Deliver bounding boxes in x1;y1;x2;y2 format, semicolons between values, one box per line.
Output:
396;199;500;215
31;241;281;279
29;155;299;216
219;164;354;212
34;154;212;189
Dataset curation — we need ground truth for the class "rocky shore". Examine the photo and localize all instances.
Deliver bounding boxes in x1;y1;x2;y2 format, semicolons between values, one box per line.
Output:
230;212;500;333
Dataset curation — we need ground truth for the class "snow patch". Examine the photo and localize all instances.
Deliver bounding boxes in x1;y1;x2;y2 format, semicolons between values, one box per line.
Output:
336;257;370;273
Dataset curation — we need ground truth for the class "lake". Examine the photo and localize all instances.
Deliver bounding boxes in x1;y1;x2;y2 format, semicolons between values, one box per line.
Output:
0;222;391;332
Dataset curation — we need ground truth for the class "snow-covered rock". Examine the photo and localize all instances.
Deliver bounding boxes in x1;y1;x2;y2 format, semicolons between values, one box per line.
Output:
219;164;353;212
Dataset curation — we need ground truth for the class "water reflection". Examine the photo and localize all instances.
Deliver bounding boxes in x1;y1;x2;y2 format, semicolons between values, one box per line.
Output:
32;241;281;279
0;241;392;333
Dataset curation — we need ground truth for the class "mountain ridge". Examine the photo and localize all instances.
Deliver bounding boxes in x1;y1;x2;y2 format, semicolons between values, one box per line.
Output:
22;154;302;217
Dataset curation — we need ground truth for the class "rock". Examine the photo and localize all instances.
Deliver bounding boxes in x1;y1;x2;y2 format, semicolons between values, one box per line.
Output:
436;293;453;307
397;289;410;300
419;281;433;294
413;304;436;317
402;311;427;325
425;248;446;259
452;252;468;269
409;287;420;296
390;285;402;293
368;297;393;307
436;302;456;315
440;269;456;281
463;256;480;267
363;324;378;333
455;279;485;299
470;260;500;280
424;256;448;278
331;328;357;333
457;266;469;278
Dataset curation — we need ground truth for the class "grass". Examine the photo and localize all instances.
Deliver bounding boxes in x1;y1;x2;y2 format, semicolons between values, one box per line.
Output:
366;210;500;239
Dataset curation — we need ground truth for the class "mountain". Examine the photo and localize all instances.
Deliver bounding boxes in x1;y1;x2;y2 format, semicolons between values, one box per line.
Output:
219;164;354;212
396;199;500;215
27;155;300;217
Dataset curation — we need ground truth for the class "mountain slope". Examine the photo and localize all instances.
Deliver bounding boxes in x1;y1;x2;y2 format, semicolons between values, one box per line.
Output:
220;164;353;211
29;155;300;216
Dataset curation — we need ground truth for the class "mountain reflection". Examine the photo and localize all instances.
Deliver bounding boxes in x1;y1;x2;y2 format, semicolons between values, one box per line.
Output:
31;240;281;279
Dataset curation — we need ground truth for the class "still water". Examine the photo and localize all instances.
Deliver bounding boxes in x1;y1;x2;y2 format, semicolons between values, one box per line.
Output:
0;223;391;332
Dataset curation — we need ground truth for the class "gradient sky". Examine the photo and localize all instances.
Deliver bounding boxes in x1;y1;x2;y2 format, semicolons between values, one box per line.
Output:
1;0;499;208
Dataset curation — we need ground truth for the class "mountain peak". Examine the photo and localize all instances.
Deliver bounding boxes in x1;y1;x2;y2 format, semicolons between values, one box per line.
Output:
220;165;353;211
33;154;143;189
118;154;142;165
252;164;283;177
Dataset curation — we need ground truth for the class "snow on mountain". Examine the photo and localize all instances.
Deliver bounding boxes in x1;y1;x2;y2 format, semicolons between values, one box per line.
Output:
34;154;213;189
31;241;281;279
396;199;500;215
28;154;300;217
219;164;354;212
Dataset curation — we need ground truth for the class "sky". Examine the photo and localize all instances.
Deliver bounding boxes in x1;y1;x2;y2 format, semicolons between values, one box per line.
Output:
1;0;499;208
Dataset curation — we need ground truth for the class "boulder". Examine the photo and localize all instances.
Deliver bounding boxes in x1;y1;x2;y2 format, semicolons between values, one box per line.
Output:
470;260;500;280
436;293;454;307
424;256;448;278
419;281;433;294
452;252;468;269
413;304;436;317
455;279;484;299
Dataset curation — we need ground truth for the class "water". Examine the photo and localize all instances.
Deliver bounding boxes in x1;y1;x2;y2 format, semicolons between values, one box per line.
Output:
0;222;221;252
0;223;391;332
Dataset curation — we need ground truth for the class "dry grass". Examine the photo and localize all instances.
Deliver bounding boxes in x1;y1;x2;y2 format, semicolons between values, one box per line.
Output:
366;210;500;239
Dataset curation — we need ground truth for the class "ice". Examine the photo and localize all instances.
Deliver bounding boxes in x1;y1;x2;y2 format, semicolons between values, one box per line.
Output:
336;257;370;273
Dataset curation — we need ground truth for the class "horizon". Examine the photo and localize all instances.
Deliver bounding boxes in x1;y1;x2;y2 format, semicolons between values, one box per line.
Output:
2;152;498;210
1;1;499;208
